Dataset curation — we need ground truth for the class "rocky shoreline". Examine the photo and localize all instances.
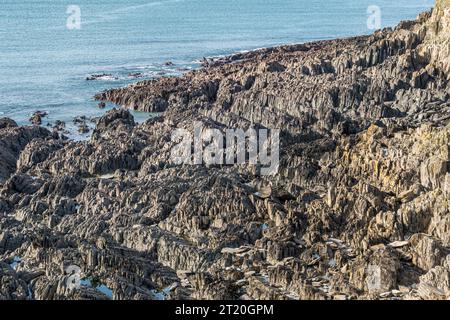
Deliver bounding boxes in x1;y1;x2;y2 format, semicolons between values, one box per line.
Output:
1;1;450;300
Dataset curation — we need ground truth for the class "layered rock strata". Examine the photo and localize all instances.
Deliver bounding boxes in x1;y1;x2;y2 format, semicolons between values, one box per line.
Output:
1;1;450;300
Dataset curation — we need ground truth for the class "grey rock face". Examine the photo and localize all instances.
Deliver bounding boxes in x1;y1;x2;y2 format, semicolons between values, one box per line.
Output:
0;118;18;130
1;2;450;300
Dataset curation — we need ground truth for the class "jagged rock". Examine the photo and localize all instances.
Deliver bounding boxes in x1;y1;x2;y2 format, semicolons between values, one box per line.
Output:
86;74;117;81
94;108;135;133
0;118;18;129
1;1;450;300
417;255;450;299
78;124;90;134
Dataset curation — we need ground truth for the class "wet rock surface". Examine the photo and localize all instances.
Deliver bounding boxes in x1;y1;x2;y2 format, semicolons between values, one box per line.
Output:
1;2;450;300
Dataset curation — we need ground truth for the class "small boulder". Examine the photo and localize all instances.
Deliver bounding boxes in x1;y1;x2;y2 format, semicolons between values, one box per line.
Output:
29;111;48;126
0;118;18;129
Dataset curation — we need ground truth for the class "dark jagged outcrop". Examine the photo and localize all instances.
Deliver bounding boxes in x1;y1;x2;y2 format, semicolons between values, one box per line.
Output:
0;125;52;184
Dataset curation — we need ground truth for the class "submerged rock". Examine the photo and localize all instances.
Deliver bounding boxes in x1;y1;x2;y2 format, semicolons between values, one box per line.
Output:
86;74;118;81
